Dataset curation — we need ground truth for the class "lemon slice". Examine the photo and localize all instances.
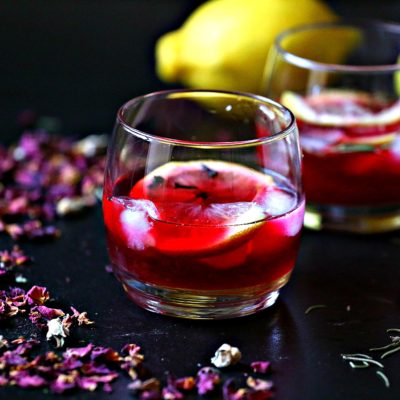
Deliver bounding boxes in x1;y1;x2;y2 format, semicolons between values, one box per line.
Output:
281;90;400;127
129;160;275;256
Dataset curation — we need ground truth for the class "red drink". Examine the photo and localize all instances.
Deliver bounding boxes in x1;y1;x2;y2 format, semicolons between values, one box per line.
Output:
282;90;400;206
103;161;304;292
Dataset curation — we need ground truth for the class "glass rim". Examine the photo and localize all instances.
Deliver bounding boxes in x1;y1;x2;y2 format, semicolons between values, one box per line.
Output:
117;89;296;148
274;19;400;73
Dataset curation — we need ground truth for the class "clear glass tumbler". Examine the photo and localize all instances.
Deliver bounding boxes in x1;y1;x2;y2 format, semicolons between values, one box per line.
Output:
103;90;304;319
265;21;400;233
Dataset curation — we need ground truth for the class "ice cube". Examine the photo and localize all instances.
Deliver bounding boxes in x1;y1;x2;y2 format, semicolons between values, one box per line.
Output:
261;190;297;217
206;202;265;225
119;199;156;250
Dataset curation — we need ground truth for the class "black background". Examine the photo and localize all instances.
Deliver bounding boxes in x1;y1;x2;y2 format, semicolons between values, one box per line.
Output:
1;1;400;399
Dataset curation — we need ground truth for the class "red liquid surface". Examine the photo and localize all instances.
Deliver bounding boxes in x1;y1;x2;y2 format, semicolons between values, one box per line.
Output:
293;92;400;206
103;162;304;291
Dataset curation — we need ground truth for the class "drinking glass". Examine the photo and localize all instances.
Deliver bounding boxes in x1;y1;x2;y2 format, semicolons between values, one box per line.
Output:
103;89;304;319
265;21;400;233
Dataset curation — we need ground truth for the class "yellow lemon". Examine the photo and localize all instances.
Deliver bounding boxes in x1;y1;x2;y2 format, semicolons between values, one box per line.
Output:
155;0;337;94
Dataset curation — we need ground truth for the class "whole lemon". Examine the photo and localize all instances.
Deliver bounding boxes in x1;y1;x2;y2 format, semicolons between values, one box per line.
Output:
155;0;337;94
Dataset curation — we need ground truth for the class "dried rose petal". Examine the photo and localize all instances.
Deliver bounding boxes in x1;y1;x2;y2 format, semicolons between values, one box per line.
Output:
81;363;112;375
14;372;47;388
104;264;113;273
196;366;221;395
58;357;84;371
174;376;196;391
91;347;120;363
162;385;184;400
251;361;271;374
70;306;94;326
0;375;8;386
25;286;50;306
223;378;274;400
2;350;27;366
246;377;273;391
129;378;161;393
78;379;97;392
64;343;94;359
50;372;78;394
0;131;106;241
140;390;162;400
31;305;64;321
0;300;19;318
103;382;113;393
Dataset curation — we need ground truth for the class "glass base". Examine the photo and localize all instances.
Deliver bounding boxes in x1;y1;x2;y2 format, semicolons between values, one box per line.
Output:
116;271;291;320
304;203;400;233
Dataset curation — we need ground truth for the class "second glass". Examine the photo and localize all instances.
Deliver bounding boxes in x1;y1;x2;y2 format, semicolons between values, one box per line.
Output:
265;21;400;233
103;90;304;319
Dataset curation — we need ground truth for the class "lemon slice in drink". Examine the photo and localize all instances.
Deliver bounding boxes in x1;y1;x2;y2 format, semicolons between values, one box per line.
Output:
281;90;400;129
129;160;275;256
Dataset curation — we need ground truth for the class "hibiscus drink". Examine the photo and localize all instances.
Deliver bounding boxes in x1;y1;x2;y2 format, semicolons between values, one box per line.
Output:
103;90;304;318
268;21;400;232
282;90;400;232
104;161;304;296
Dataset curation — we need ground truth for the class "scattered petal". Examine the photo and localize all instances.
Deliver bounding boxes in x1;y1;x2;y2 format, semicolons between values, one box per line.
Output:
250;361;271;374
25;286;50;306
196;366;221;395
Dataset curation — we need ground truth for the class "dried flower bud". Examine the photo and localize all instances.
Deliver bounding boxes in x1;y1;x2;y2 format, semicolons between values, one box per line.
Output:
211;343;242;368
56;195;96;216
46;316;70;348
73;134;108;157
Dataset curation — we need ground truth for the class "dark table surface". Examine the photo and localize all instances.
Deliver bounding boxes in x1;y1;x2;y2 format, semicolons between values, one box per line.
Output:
1;1;400;399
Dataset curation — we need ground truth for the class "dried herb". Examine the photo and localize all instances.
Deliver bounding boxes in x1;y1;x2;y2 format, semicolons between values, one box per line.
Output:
195;191;208;200
376;371;390;388
341;328;400;389
174;182;198;190
305;304;327;314
148;176;165;190
202;164;218;178
333;143;376;153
